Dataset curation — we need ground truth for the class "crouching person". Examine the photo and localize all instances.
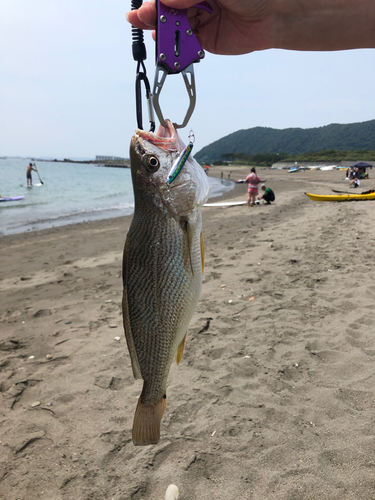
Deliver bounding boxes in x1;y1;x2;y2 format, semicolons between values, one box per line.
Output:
258;184;275;204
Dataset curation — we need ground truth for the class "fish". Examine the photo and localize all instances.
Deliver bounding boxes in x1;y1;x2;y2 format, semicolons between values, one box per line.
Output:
122;119;209;446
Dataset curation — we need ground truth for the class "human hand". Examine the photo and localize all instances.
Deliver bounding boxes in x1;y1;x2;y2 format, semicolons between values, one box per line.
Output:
126;0;375;55
126;0;275;55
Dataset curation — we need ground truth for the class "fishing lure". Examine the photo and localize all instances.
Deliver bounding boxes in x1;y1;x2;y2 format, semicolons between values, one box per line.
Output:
167;130;195;185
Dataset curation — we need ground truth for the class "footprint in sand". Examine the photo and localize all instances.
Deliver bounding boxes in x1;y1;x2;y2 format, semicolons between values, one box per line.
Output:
202;271;221;284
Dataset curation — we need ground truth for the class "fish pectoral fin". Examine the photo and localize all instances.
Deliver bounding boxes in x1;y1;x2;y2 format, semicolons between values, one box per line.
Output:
200;231;205;273
122;289;142;380
132;394;167;446
175;332;188;365
181;219;194;275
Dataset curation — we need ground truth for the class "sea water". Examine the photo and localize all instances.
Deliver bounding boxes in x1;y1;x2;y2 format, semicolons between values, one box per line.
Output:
0;159;234;236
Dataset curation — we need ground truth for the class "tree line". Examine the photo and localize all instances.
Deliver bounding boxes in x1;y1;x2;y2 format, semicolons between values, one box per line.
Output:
211;149;375;167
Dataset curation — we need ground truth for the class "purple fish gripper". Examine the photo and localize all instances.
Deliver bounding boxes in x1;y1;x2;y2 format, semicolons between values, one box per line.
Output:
153;0;212;129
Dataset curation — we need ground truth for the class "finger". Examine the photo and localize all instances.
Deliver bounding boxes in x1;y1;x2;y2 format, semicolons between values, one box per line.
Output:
138;0;157;26
126;1;156;29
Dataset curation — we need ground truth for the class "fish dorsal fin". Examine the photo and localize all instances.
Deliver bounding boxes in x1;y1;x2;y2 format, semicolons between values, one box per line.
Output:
175;332;188;365
200;231;205;273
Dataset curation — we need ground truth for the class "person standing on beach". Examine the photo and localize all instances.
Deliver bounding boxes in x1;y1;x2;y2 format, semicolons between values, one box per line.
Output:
245;168;265;207
26;163;37;187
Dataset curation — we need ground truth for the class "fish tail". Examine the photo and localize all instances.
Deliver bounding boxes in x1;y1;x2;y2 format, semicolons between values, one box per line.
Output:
132;394;167;446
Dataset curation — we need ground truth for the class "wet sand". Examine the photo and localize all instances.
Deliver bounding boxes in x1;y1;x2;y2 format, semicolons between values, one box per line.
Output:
2;167;375;499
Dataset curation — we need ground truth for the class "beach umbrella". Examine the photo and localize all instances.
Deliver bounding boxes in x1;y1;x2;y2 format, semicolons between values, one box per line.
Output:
352;161;372;168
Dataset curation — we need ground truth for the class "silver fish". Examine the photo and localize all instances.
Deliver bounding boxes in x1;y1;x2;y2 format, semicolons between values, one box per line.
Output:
122;120;209;445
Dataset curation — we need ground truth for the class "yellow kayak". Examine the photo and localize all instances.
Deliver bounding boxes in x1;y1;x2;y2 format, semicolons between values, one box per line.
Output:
305;192;375;202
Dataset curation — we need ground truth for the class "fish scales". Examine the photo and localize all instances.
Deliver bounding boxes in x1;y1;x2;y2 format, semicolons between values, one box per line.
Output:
122;120;209;446
125;209;202;390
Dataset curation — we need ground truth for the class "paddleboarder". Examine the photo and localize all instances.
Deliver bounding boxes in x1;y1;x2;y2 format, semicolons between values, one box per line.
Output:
26;163;37;187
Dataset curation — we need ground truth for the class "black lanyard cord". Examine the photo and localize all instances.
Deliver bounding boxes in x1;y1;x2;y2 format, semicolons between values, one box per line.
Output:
131;0;155;132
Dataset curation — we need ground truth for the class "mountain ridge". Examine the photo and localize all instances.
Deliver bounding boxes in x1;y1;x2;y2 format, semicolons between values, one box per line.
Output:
195;119;375;163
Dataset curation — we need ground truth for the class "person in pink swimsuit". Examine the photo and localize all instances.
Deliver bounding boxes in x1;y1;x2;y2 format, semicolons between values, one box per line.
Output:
245;168;265;207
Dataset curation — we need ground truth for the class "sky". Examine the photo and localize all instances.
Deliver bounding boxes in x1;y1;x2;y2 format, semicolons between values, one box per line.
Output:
1;0;374;159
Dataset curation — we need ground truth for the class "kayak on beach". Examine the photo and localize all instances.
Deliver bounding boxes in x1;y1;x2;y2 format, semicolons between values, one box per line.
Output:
305;192;375;202
0;196;25;203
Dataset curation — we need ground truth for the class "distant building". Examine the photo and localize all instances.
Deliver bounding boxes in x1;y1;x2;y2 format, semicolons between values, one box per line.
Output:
95;155;125;161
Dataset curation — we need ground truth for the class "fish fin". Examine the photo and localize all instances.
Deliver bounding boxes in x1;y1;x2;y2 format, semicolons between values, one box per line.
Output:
132;395;167;446
122;291;142;379
182;220;194;276
175;332;188;365
200;231;205;273
122;242;142;380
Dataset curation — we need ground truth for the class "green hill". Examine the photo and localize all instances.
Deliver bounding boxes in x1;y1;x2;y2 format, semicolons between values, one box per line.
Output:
195;120;375;163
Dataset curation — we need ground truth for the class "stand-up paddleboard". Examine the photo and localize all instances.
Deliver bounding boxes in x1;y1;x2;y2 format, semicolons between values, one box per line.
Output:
203;201;247;207
0;196;25;202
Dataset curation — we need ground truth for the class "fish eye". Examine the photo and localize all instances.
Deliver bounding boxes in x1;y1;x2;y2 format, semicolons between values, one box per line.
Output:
143;155;160;173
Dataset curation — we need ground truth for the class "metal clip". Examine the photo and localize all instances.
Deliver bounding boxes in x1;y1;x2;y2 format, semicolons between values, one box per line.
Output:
153;63;196;129
153;0;212;129
135;61;155;132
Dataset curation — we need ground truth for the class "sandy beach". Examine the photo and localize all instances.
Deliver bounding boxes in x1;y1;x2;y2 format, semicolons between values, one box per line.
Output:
2;166;375;500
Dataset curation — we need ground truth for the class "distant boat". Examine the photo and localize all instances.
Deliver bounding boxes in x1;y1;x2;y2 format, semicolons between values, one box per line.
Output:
320;165;336;171
288;167;300;173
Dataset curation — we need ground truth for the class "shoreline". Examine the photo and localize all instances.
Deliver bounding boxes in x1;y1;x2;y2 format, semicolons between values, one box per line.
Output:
2;166;375;499
0;168;234;238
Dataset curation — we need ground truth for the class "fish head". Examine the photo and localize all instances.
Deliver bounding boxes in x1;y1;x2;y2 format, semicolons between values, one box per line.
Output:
130;120;209;217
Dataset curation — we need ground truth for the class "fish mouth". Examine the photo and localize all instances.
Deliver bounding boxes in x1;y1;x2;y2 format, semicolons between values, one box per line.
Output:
136;120;178;152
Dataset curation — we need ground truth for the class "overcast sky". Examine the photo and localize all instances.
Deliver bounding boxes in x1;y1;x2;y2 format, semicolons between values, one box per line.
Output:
1;0;374;158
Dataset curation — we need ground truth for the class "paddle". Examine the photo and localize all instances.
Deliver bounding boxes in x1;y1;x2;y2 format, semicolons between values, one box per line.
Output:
33;164;44;185
332;189;375;195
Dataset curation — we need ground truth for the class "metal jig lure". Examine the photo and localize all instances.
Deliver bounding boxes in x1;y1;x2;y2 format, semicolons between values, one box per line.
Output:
167;130;195;184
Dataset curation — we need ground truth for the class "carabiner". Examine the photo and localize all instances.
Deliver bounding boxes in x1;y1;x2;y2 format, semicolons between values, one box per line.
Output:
131;0;155;132
135;61;155;132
